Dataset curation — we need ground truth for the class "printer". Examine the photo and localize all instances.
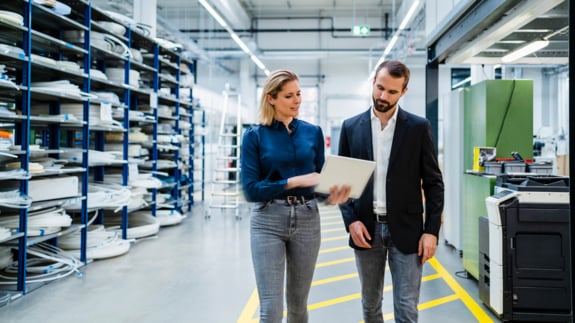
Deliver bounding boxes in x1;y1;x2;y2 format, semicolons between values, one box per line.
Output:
481;175;570;322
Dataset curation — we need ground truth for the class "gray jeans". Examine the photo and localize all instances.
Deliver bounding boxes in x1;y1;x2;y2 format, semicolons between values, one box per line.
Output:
250;199;321;323
355;222;423;323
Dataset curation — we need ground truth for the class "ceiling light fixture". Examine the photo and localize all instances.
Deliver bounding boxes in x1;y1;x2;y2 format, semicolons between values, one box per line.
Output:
373;0;421;71
501;39;549;63
198;0;270;75
500;25;568;63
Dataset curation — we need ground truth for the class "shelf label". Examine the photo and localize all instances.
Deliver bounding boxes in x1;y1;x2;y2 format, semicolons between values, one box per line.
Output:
100;101;113;122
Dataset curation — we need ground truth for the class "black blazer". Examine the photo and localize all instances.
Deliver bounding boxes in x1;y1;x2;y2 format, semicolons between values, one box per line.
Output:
338;107;444;254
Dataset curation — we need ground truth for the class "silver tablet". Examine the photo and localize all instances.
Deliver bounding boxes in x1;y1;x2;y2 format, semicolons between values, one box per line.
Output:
315;155;376;199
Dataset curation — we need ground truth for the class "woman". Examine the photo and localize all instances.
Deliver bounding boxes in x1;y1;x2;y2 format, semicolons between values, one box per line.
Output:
241;69;349;323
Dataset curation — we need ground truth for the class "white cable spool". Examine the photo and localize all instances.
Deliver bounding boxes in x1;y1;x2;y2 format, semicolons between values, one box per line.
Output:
97;21;126;36
82;238;130;260
59;224;131;260
105;68;140;87
58;224;114;249
106;211;160;239
0;10;24;26
0;243;80;284
156;209;185;227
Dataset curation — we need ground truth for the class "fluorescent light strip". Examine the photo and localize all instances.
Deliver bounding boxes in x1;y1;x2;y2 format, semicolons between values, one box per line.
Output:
376;0;420;69
250;55;266;70
501;39;549;63
198;0;227;28
198;0;269;75
398;0;421;30
452;76;471;89
230;32;251;54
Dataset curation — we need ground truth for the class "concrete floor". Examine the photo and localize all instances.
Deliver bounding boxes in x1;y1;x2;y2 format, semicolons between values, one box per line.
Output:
0;202;502;323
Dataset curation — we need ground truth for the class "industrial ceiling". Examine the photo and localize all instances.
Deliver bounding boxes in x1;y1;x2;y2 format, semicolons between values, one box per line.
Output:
92;0;569;68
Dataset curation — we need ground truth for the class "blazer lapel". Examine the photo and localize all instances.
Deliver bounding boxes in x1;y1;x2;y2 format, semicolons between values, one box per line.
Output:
358;109;374;161
388;107;408;170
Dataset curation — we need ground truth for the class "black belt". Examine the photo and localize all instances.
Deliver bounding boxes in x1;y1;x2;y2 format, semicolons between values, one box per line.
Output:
375;213;388;223
274;195;315;205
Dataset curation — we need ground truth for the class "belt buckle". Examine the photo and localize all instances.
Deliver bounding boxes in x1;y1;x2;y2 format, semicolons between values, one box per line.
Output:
286;196;298;205
376;213;388;223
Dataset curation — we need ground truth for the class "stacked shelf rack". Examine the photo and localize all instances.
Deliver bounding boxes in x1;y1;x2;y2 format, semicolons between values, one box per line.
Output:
0;0;204;303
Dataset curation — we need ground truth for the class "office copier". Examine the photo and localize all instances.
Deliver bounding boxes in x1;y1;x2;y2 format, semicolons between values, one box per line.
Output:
481;175;571;322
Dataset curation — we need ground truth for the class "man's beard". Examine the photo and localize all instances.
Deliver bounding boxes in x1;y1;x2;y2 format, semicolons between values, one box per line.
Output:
373;98;396;113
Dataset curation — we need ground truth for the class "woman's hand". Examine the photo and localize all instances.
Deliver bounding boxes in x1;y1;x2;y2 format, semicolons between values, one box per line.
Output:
286;172;320;189
326;185;351;205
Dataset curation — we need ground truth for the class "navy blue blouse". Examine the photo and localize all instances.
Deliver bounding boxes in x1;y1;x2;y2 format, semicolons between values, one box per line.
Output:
241;118;325;202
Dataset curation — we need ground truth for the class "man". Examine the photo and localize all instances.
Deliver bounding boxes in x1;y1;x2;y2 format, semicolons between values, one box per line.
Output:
338;60;444;323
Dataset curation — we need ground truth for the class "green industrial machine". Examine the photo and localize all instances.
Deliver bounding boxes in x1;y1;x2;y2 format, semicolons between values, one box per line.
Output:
462;80;533;279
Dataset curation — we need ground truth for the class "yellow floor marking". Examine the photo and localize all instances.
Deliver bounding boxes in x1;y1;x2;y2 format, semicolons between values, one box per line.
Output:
238;273;444;323
308;292;361;310
315;257;355;268
311;273;358;286
376;294;461;322
318;246;350;254
428;257;494;323
422;273;441;282
236;288;259;323
321;227;346;233
321;215;341;220
321;220;344;226
419;293;459;310
321;234;348;242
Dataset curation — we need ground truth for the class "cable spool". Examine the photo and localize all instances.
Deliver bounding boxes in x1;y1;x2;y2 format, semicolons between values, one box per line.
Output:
156;209;186;226
59;225;131;260
105;211;160;239
0;243;80;285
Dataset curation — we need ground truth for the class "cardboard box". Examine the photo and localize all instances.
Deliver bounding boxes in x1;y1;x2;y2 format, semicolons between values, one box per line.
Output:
556;155;569;176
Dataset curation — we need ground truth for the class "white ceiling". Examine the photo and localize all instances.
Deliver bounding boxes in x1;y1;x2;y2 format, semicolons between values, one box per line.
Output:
92;0;569;69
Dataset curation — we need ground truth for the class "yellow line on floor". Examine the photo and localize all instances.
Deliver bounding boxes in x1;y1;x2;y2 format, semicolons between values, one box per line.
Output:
308;292;361;310
238;273;444;323
318;246;350;254
236;288;259;323
312;273;358;286
320;215;341;220
428;257;494;323
237;258;478;323
321;220;344;226
321;234;348;242
418;293;460;310
316;257;355;268
378;294;461;323
422;273;441;282
321;227;346;233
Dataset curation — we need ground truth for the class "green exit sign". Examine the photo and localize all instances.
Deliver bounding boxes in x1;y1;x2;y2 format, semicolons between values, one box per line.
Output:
352;25;370;36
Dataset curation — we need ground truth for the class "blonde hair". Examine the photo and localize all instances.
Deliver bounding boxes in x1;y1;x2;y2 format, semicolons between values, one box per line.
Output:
259;69;299;126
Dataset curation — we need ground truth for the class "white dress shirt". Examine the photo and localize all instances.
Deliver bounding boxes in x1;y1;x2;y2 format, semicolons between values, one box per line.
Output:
371;106;398;215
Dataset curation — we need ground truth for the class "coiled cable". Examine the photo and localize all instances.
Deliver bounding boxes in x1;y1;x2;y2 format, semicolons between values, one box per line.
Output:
0;242;81;285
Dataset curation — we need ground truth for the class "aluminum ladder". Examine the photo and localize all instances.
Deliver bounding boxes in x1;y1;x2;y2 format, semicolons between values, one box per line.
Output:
207;90;242;218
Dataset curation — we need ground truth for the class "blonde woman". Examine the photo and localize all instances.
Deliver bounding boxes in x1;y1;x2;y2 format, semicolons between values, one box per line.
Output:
241;69;349;323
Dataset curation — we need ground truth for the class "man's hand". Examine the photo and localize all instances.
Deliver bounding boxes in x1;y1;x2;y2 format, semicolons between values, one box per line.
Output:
418;233;437;264
349;221;371;248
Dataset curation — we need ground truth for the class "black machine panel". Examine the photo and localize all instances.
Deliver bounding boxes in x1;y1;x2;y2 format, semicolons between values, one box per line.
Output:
499;198;571;320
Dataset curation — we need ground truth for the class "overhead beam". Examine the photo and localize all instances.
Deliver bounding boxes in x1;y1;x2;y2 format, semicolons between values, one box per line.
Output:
427;0;520;64
445;0;564;64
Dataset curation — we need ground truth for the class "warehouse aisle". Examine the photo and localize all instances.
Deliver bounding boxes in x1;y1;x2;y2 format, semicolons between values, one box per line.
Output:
0;202;501;323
